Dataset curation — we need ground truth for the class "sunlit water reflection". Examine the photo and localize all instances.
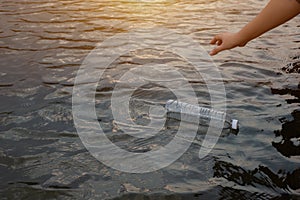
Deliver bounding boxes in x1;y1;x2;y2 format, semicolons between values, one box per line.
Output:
0;0;299;199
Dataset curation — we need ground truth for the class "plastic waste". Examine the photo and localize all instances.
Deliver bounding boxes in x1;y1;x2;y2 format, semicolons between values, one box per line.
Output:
165;100;238;130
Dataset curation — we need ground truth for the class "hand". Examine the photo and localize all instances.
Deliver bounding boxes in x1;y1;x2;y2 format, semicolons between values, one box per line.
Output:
209;32;247;56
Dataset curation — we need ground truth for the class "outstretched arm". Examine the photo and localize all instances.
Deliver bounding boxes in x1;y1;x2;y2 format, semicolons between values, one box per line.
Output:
210;0;300;56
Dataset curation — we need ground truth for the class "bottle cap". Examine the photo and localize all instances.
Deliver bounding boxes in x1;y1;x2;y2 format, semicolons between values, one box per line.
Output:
231;119;238;130
165;99;175;110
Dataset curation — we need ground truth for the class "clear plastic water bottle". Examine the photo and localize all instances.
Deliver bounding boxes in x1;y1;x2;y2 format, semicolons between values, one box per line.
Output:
165;100;238;130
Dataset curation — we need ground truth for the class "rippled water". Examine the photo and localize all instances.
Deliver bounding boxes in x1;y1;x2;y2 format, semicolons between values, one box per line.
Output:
0;0;300;199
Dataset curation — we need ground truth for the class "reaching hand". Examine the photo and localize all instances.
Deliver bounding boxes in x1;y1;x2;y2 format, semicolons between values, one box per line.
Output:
209;0;300;56
209;32;247;56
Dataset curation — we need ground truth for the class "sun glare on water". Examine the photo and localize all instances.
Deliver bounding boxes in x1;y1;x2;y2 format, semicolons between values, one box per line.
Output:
125;0;169;2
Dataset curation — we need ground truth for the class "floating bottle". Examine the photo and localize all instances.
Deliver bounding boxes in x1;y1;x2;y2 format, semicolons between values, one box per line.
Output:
165;100;238;130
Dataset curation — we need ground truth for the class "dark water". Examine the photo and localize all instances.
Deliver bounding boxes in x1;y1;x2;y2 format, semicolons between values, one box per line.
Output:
0;0;300;199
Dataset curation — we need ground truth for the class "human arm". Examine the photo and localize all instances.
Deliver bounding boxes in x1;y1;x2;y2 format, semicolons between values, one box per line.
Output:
210;0;300;56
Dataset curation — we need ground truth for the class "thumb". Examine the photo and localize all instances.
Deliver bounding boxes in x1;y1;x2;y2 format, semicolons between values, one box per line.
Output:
210;45;225;56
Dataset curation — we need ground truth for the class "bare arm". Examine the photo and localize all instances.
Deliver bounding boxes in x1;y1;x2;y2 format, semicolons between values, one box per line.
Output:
210;0;300;56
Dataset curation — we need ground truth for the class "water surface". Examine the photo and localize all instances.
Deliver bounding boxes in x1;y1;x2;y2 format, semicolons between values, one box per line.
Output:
0;0;300;199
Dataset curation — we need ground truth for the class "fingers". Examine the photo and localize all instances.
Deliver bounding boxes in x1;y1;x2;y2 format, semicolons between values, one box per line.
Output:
210;48;218;56
210;34;221;45
210;34;223;56
210;45;224;56
210;32;242;55
210;36;217;45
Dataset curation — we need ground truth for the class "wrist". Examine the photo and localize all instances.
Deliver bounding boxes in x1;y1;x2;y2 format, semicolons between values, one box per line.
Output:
235;31;249;47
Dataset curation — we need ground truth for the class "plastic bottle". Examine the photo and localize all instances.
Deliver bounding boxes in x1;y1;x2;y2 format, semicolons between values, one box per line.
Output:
165;100;238;130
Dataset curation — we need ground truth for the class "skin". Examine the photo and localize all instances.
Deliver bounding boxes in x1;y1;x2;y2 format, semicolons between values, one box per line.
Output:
210;0;300;56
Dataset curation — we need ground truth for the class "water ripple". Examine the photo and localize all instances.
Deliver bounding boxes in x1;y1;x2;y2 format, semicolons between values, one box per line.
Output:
0;0;299;199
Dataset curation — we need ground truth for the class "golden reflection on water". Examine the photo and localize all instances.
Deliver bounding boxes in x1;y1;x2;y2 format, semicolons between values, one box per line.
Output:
107;0;178;29
126;0;170;2
1;0;300;198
